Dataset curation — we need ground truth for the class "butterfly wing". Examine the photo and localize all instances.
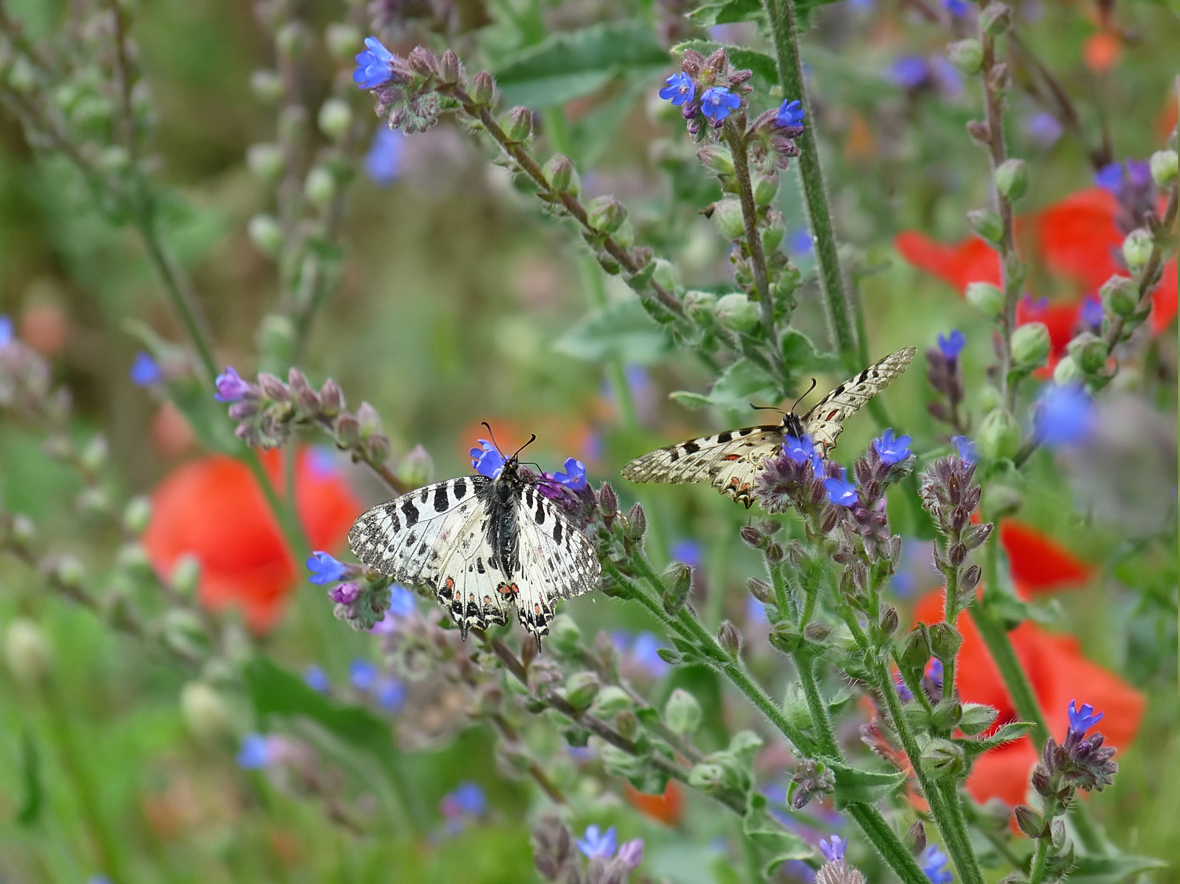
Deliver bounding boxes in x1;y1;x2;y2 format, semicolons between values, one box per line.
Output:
803;347;916;453
622;427;785;508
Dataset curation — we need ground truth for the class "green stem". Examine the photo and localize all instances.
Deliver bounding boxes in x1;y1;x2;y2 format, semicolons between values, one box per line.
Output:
1027;792;1059;884
793;653;836;755
769;561;798;623
760;0;858;366
845;804;930;884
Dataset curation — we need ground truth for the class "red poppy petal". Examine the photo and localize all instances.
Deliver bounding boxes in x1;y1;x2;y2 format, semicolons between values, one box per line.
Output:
1034;188;1122;293
966;737;1039;807
895;231;1001;293
1150;259;1178;333
1000;520;1093;596
625;781;684;826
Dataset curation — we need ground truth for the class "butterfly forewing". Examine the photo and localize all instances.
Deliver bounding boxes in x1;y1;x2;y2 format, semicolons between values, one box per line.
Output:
622;426;784;487
803;346;916;453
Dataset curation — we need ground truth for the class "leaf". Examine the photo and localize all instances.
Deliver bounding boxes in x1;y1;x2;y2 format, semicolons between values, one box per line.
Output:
569;77;652;168
675;357;777;410
1066;854;1168;884
781;329;842;375
687;0;763;26
493;23;670;109
742;790;813;875
16;730;42;826
672;40;779;90
824;758;907;808
555;298;673;363
958;721;1034;758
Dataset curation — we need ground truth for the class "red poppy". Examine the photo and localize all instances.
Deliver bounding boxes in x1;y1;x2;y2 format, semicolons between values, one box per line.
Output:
913;591;1145;807
894;231;1000;293
624;781;684;826
1000;520;1093;596
142;448;360;632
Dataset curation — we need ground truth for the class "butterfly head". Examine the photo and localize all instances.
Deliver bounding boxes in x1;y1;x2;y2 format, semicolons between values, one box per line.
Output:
782;412;806;439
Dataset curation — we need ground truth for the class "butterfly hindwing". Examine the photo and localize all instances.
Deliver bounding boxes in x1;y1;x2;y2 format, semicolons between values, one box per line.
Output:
803;346;916;453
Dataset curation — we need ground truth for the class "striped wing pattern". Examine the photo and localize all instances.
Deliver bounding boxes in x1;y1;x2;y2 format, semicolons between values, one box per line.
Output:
803;346;916;453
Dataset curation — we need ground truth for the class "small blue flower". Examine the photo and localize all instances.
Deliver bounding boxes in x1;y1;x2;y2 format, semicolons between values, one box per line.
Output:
1034;384;1095;449
552;457;588;490
630;631;670;677
442;781;487;818
86;877;114;884
670;538;702;569
747;596;768;624
1080;295;1103;330
1067;699;1104;736
470;439;506;479
353;36;395;89
214;366;251;402
952;435;979;464
819;834;847;863
349;659;378;692
306;551;349;584
308;446;339;478
937;329;966;358
824;469;858;507
236;733;272;769
926;658;944;688
921;844;953;884
700;87;741;122
776;98;805;128
874;428;913;465
375;678;406;711
365;127;405;186
891;56;930;90
659;72;695;106
787;229;814;256
0;315;13;348
130;352;162;386
304;664;330;693
1023;112;1063;148
942;0;970;16
1094;162;1123;194
576;824;619;860
388;584;417;616
783;434;818;465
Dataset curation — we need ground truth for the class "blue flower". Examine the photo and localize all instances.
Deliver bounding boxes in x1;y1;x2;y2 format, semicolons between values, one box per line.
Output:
214;366;251;402
700;87;741;122
0;314;14;348
873;428;913;465
375;678;406;711
891;56;930;90
819;834;846;863
388;584;417;616
470;439;506;479
1094;162;1123;194
130;352;162;386
670;538;702;569
1023;112;1063;148
630;631;669;677
349;659;378;692
824;469;858;507
306;551;348;584
895;673;914;701
921;844;953;884
783;434;818;465
659;72;695;106
365;127;405;186
576;824;618;860
787;229;814;256
1080;295;1103;330
1034;384;1095;449
776;98;805;128
616;838;645;870
237;733;272;769
747;596;768;624
1067;699;1104;736
937;329;966;358
442;781;487;818
926;658;944;688
552;457;588;490
952;435;978;464
942;0;969;14
353;36;395;89
304;664;330;693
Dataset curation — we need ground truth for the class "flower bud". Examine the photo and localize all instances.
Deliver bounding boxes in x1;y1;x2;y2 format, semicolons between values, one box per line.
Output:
977;408;1020;460
591;685;632;718
966;281;1005;318
563;671;600;711
966;119;991;145
10;514;36;548
697;144;735;177
335;413;360;448
544;154;579;195
753;174;779;207
614;708;639;740
981;483;1022;518
1066;332;1108;373
170;554;201;596
769;622;803;654
1014;805;1045;838
1150;149;1178;187
324;23;361;62
947;39;983;75
715;293;760;332
470;71;496;107
247;214;283;257
503;106;533;142
4;619;53;687
625;502;646;539
898;624;932;675
665;688;703;735
80;434;109;473
1052;355;1084;386
688;762;726;792
931;700;963;731
683;290;717;322
1122;229;1153;269
1011;321;1050;367
304;165;336;210
980;3;1011;36
317;98;352;142
181;682;232;741
958;702;999;735
712;199;746;240
249;69;284;103
717;620;742;655
967;208;1004;246
356;402;382;439
319;379;344;417
907;821;927;853
662;563;692;614
922;738;965;780
587;196;627;234
54;555;86;590
548;614;582;656
398;444;434;487
747;578;773;604
1100;275;1139;316
761;222;785;253
246;143;284;182
929;622;963;661
438;50;463;85
879;605;899;636
995;158;1028;202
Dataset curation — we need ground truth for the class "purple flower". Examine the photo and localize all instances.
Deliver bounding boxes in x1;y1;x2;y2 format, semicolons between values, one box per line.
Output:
1067;700;1104;737
937;329;966;358
895;673;914;701
1126;159;1152;190
307;551;349;584
353;36;395;89
824;469;858;507
551;457;588;490
214;366;251;402
236;733;273;769
700;87;741;122
873;428;913;465
659;72;695;106
0;315;12;348
576;824;618;859
776;98;805;128
304;664;330;693
670;538;702;569
1079;295;1103;331
1094;162;1123;193
328;581;362;604
819;834;846;863
630;631;670;677
921;844;953;884
942;0;970;15
1034;384;1095;449
349;659;378;691
952;435;978;464
388;584;417;616
926;658;944;688
617;838;645;869
130;352;162;386
470;439;506;479
365;127;405;186
375;678;406;711
891;56;930;90
1023;112;1063;148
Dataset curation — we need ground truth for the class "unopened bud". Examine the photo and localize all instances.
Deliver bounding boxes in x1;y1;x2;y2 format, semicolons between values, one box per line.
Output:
747;578;773;604
966;119;991;145
1122;229;1153;269
697;144;735;177
967;208;1004;246
980;2;1011;35
319;379;344;417
1014;805;1045;838
80;434;109;472
544;154;578;195
250;69;284;103
246;143;284;182
966;281;1005;318
931;700;963;730
563;671;600;711
1100;275;1139;317
715;293;760;332
591;685;632;718
1011;321;1050;367
335;413;360;448
305;165;336;209
929;622;963;660
959;702;999;735
503;106;533;142
248;214;283;257
122;495;152;535
688;762;725;792
54;555;86;590
995;158;1028;202
170;555;201;596
665;688;703;735
4;619;53;686
587;196;627;234
1150;149;1178;187
317;98;352;142
625;502;647;539
398;444;434;487
753;174;779;207
1067;332;1108;373
711;199;746;240
356;402;382;439
922;738;965;780
438;50;462;85
683;290;717;322
717;620;742;655
549;614;582;656
181;682;232;741
662;563;692;614
470;71;496;107
761;223;785;253
977;408;1020;460
947;39;983;75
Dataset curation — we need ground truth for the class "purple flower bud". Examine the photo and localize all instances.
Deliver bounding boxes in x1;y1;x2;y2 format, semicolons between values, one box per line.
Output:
819;835;847;863
328;581;362;604
616;838;644;869
214;366;252;403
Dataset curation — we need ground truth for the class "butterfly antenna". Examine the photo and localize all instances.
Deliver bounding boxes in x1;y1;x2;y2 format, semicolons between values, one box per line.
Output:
512;434;538;460
748;402;787;416
481;421;505;454
791;378;818;413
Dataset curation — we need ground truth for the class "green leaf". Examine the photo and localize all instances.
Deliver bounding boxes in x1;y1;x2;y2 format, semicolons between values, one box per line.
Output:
672;40;779;90
1066;854;1168;884
687;0;763;26
16;730;42;826
958;721;1034;758
781;328;841;374
555;298;673;363
569;77;652;168
742;790;813;875
672;357;778;411
493;23;670;109
825;758;907;808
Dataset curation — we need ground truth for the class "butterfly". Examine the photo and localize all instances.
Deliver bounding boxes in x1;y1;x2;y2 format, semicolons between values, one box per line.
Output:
621;347;916;507
348;431;600;643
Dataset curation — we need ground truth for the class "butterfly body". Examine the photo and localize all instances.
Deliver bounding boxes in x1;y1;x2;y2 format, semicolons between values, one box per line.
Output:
622;347;916;508
349;457;600;642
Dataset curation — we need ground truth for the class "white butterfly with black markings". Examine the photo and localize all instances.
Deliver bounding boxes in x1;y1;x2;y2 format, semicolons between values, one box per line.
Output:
348;430;600;643
622;347;916;508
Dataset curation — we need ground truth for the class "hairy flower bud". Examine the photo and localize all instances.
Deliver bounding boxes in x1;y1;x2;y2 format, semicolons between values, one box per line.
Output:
665;688;703;735
753;174;780;207
398;444;434;487
317;98;352;142
995;158;1029;202
689;762;726;792
248;214;283;257
503;106;534;142
246;142;284;182
1100;275;1139;317
697;144;735;177
977;408;1020;460
549;614;582;656
966;281;1005;318
1150;149;1178;187
715;293;760;332
717;620;742;655
663;563;693;614
587;196;627;235
544;154;579;196
959;702;1000;735
947;39;984;75
1011;322;1050;367
711;199;746;240
967;208;1004;246
1014;805;1045;838
683;290;717;322
469;71;496;107
563;671;600;711
591;685;632;718
922;738;965;780
1067;332;1108;373
1122;229;1153;269
929;622;963;661
335;412;360;448
980;2;1011;34
747;578;774;604
1052;354;1085;386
